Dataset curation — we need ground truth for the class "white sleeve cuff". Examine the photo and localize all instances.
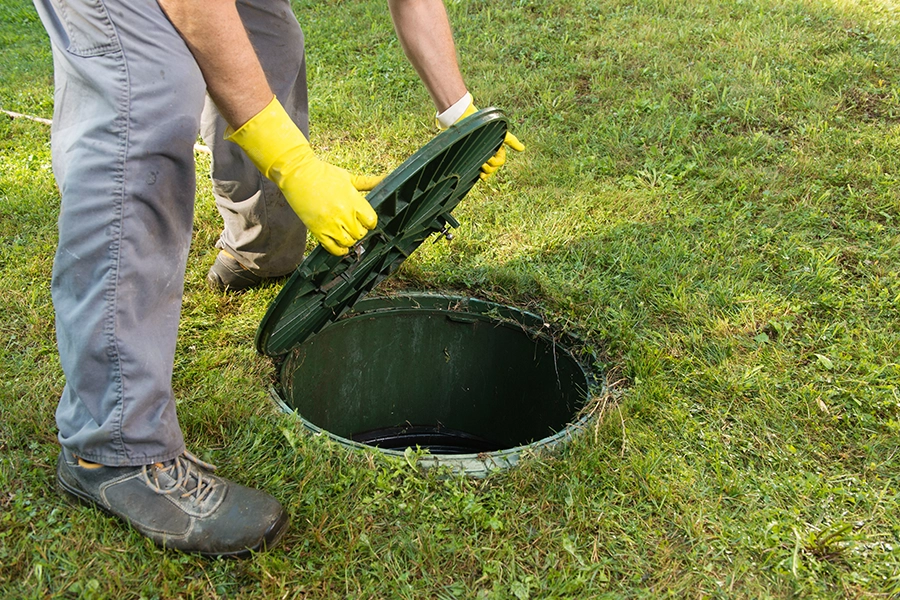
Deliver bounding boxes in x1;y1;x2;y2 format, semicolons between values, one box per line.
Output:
436;92;473;128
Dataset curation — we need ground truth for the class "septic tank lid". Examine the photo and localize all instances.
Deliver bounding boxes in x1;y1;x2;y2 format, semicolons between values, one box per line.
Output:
255;108;510;356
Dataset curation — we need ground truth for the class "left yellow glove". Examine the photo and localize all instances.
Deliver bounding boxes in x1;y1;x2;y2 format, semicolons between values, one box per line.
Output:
437;94;525;180
226;97;379;256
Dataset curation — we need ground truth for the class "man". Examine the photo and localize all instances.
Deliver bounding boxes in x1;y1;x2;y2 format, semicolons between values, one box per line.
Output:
33;0;522;557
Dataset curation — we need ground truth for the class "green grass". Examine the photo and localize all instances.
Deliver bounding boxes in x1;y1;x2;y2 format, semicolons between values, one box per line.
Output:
2;0;900;597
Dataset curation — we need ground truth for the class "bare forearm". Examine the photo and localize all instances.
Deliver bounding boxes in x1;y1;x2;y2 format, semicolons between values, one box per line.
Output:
158;0;272;128
387;0;467;112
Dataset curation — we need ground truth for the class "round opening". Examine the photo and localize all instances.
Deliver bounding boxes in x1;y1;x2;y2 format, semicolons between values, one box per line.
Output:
276;294;598;476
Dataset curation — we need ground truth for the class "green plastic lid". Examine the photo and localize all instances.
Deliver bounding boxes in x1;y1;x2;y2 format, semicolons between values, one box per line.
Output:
256;108;509;356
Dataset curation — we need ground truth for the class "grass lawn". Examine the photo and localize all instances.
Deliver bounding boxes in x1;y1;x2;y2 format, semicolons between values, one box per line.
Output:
2;0;899;597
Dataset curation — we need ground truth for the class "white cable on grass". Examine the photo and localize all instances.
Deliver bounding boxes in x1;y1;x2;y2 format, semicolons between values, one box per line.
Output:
3;108;211;154
2;108;52;125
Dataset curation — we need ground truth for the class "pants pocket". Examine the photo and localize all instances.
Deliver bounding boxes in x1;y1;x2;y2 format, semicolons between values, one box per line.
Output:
47;0;121;56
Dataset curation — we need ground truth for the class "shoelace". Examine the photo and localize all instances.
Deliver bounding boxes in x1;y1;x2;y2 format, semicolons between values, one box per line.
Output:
141;451;219;502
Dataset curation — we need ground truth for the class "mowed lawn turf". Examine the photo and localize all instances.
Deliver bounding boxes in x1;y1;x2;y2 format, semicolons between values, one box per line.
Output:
1;0;899;597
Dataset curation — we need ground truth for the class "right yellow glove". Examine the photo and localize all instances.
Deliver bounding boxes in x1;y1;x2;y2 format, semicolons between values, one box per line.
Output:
437;94;525;180
226;97;379;256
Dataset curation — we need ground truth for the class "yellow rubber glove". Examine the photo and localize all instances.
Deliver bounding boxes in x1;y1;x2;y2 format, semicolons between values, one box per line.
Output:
226;97;379;256
438;97;525;180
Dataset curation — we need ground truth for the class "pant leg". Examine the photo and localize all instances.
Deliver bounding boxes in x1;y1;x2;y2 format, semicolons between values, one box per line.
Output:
200;0;309;277
34;0;207;466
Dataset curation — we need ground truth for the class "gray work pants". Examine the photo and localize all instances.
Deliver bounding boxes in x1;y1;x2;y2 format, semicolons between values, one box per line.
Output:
33;0;308;466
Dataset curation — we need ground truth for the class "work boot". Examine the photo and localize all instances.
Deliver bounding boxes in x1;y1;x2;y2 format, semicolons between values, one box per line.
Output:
56;448;289;557
206;250;279;292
